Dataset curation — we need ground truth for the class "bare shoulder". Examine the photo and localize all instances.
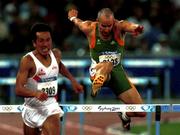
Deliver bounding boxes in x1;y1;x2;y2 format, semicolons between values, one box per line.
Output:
22;54;33;64
115;19;125;26
85;21;97;35
92;22;97;27
19;54;34;70
85;21;97;29
79;20;95;33
114;19;131;30
52;48;61;57
52;48;61;63
84;20;95;26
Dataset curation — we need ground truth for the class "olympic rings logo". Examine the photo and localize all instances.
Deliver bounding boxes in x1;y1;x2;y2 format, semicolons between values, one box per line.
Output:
2;106;13;112
82;106;92;111
125;106;136;111
105;55;114;59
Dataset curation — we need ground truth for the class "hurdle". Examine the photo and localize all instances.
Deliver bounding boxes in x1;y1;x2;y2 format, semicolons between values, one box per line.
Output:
155;105;161;135
0;104;173;113
1;103;179;135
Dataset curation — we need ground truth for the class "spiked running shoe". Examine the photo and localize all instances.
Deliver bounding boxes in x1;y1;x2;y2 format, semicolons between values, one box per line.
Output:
119;112;131;131
91;75;105;97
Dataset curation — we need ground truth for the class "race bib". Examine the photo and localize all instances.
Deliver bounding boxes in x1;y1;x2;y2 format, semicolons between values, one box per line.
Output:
37;80;58;96
99;53;121;66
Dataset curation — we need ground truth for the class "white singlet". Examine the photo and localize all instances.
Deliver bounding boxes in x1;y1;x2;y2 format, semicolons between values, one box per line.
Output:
22;50;64;128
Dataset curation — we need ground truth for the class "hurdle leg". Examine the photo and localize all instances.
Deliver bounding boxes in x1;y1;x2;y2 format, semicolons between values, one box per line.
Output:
61;90;66;135
79;92;84;135
10;69;16;104
147;88;152;135
155;105;161;135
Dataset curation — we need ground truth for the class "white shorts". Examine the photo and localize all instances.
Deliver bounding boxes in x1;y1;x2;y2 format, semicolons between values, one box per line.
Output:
22;102;64;128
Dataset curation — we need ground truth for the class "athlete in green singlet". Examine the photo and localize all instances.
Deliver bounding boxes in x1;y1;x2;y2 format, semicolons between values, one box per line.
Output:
68;8;146;131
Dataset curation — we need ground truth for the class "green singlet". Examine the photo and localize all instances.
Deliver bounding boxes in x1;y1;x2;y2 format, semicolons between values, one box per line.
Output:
90;25;132;96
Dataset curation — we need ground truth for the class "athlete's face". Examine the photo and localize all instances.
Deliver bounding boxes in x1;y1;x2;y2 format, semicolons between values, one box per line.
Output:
33;32;52;56
98;15;114;38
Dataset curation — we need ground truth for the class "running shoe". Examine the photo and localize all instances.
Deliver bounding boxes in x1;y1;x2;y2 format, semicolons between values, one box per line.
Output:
118;112;131;131
91;75;105;97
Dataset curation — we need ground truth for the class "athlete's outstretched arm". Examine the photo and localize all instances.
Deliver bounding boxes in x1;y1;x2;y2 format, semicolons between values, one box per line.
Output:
53;49;83;93
116;20;144;36
59;61;84;93
68;9;93;35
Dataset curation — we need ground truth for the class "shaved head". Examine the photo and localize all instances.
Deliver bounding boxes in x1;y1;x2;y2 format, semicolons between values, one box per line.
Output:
97;8;115;39
97;8;114;21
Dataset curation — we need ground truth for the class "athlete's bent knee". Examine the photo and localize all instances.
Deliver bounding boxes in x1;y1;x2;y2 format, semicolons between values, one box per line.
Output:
106;62;113;67
103;62;113;71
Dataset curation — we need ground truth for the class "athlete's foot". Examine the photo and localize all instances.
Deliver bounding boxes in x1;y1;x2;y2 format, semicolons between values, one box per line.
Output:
118;112;131;131
91;75;105;97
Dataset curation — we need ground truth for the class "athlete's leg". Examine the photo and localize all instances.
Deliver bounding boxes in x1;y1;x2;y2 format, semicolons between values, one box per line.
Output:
117;81;146;131
109;67;146;131
41;114;60;135
118;82;146;117
91;62;113;97
23;123;41;135
95;62;113;77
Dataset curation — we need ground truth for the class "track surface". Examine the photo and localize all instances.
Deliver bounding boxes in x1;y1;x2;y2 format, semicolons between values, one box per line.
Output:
0;112;180;135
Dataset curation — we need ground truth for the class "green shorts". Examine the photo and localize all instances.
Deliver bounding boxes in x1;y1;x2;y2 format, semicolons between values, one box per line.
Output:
107;65;132;96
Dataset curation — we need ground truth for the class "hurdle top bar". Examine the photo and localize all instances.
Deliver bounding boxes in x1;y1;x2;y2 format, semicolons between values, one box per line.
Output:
0;104;178;113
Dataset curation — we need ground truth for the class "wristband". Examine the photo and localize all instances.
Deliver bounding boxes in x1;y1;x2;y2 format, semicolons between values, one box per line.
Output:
69;16;76;21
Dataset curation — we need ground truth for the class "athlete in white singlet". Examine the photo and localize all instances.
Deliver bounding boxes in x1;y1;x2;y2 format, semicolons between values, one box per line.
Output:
15;23;83;135
22;50;63;128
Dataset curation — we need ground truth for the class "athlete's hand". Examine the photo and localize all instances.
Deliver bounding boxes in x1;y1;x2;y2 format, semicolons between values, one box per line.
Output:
35;91;48;101
133;25;144;36
135;25;144;33
71;80;84;93
68;9;78;20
